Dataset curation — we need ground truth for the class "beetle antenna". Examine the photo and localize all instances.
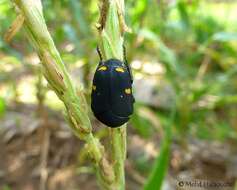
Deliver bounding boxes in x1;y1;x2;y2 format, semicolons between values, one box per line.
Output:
96;46;103;62
123;45;133;83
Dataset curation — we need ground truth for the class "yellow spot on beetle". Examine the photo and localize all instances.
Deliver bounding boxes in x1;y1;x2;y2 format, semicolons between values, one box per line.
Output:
98;66;107;71
125;88;131;94
92;85;96;91
115;67;125;73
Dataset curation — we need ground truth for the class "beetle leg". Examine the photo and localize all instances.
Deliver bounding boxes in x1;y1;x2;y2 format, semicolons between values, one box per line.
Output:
123;45;133;83
99;61;104;66
96;46;103;62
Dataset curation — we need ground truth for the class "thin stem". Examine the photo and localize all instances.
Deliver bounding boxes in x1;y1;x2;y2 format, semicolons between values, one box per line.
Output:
110;127;126;189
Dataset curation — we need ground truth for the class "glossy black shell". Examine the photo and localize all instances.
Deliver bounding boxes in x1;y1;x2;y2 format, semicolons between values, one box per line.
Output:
91;59;135;127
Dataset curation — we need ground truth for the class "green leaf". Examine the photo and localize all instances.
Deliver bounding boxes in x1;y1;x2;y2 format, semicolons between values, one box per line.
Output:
143;108;175;190
177;0;190;29
143;131;171;190
0;97;6;117
68;0;89;36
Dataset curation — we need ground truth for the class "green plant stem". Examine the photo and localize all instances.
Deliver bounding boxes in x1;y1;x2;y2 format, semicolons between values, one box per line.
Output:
11;0;115;188
110;127;126;189
97;0;129;189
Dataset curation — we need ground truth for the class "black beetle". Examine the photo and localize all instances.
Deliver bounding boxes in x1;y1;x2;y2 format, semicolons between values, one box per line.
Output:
91;46;135;127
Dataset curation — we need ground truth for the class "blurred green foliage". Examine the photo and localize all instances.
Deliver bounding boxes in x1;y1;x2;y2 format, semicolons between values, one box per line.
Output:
0;97;6;117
